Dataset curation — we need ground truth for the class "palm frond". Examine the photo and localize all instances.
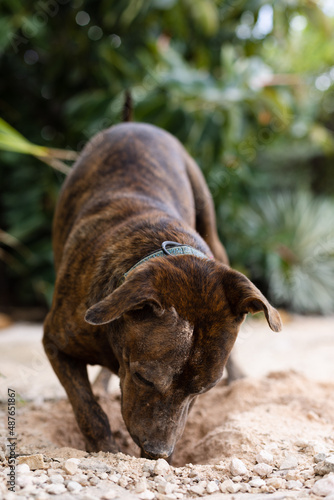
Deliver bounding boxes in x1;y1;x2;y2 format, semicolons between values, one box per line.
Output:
239;192;334;314
0;118;77;174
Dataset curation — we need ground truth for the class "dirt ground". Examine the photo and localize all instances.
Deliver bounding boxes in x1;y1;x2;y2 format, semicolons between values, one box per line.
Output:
1;313;334;499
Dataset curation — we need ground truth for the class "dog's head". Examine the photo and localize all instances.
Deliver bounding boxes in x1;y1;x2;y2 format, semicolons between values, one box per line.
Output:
85;257;281;459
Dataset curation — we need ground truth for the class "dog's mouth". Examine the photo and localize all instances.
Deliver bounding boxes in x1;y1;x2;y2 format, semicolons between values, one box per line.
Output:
140;447;173;462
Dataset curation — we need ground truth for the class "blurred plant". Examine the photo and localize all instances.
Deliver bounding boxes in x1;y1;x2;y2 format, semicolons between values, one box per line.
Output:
0;118;76;174
234;192;334;314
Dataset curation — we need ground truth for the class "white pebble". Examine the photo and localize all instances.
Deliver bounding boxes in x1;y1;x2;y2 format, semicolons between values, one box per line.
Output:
32;473;48;485
230;457;248;476
72;473;89;486
253;463;273;477
22;487;40;496
135;480;148;493
315;455;334;475
89;476;100;486
220;478;240;493
256;450;274;465
160;482;176;495
312;442;328;455
207;480;219;493
17;475;34;488
249;477;266;488
266;477;286;489
286;470;302;481
326;454;334;465
118;476;129;488
4;493;16;500
101;491;118;500
49;474;64;484
154;458;170;475
47;468;60;475
64;459;78;475
46;483;67;494
240;483;251;493
280;455;299;470
138;490;155;500
67;480;82;492
231;475;242;483
67;458;80;465
154;475;167;484
109;473;120;483
313;475;334;497
16;463;30;474
143;462;155;474
286;480;303;489
314;453;327;463
34;492;50;500
295;439;309;448
190;484;205;495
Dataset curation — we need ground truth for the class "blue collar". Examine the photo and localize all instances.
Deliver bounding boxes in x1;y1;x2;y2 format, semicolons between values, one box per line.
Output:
123;241;212;281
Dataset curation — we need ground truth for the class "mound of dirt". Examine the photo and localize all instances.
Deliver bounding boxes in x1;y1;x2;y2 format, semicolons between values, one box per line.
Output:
2;370;334;498
13;370;334;468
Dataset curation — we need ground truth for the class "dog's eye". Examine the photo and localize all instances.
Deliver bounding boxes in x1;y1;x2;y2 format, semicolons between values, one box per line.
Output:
134;372;154;388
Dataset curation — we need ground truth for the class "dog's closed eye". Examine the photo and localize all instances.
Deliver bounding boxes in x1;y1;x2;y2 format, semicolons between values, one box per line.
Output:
134;372;155;388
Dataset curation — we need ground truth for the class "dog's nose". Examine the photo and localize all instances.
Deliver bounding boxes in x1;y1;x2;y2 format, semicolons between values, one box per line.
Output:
140;442;173;461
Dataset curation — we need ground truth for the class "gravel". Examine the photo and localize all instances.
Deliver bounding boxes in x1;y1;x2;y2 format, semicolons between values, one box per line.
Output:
1;448;332;499
2;326;334;500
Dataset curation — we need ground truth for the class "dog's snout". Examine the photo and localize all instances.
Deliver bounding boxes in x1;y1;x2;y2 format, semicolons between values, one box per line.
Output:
140;441;173;460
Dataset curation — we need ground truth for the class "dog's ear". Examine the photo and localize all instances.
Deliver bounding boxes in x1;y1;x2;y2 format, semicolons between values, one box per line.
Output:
85;275;162;326
222;266;282;332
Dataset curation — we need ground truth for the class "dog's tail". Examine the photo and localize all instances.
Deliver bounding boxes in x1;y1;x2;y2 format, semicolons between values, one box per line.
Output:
122;90;133;122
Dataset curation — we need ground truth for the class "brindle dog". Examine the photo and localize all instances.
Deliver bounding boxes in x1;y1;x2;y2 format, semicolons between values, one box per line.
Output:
43;122;282;460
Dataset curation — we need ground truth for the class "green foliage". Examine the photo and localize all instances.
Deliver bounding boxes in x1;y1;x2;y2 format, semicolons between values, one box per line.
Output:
233;192;334;314
0;0;334;313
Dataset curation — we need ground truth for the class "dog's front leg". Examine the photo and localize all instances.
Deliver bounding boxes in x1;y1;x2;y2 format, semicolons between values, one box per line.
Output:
43;335;117;453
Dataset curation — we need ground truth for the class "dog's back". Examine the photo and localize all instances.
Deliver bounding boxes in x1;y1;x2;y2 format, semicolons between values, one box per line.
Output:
53;123;198;269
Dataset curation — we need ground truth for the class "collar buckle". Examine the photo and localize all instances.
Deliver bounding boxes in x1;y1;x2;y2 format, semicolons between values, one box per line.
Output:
161;241;183;256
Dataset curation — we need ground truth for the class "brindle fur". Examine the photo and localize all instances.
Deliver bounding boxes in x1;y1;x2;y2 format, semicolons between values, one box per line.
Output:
43;123;282;460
